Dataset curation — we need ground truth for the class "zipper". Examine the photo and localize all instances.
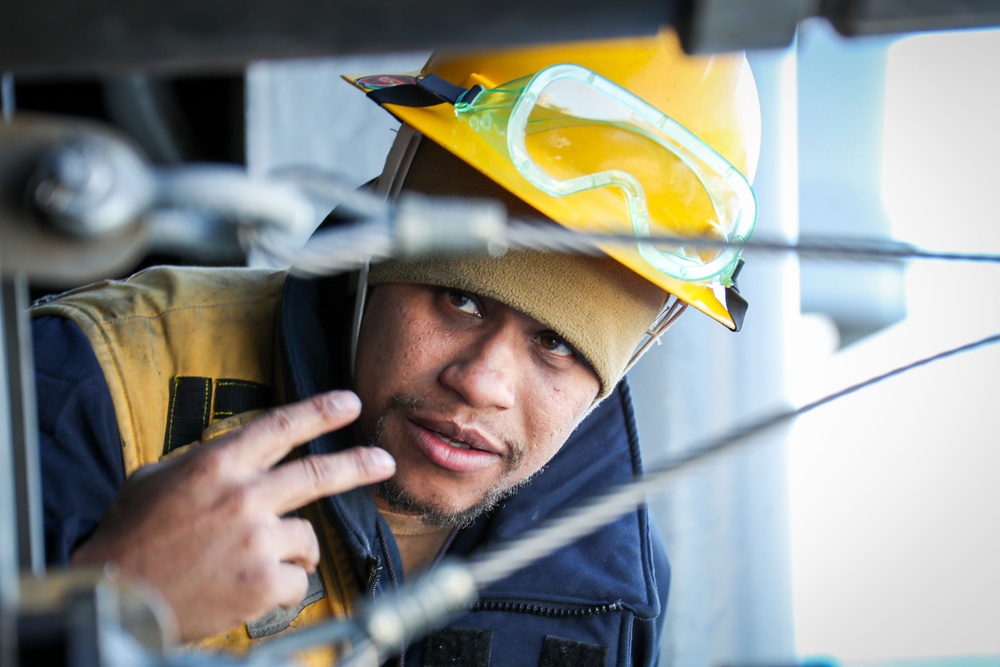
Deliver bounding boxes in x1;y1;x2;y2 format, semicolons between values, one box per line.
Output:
365;555;382;600
373;520;407;667
374;520;400;592
472;600;623;617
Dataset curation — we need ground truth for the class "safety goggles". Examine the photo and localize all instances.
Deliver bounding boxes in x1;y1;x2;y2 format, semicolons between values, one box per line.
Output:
364;64;757;284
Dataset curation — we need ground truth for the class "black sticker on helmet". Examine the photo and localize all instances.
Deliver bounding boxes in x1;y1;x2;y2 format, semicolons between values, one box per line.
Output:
356;74;418;90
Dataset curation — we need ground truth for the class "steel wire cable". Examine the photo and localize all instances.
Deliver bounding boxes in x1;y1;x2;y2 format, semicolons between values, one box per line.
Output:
247;329;1000;667
501;219;1000;265
465;330;1000;588
6;140;996;667
273;197;1000;649
278;204;1000;277
148;188;1000;665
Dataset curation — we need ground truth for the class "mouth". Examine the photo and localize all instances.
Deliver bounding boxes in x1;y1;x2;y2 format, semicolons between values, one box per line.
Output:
436;432;473;450
405;417;502;473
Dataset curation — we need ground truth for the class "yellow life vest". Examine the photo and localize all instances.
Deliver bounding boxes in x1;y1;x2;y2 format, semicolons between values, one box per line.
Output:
33;266;362;666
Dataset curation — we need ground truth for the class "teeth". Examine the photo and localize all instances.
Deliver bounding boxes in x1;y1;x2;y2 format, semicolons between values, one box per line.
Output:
440;434;472;450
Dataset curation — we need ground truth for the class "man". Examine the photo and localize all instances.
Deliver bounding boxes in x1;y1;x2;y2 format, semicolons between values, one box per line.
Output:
33;29;759;666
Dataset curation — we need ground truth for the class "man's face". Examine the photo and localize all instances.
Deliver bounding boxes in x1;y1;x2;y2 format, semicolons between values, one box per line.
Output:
353;283;600;527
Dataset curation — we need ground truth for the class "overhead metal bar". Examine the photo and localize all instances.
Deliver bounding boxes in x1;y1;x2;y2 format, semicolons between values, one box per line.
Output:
2;0;999;76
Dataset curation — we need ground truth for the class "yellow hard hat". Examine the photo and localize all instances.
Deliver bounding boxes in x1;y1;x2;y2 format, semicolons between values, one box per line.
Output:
347;29;761;330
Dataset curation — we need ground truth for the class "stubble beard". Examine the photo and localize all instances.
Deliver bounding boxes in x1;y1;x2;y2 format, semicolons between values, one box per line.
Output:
364;395;535;529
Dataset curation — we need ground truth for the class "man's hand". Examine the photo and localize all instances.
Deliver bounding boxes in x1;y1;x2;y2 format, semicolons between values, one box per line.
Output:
70;390;395;642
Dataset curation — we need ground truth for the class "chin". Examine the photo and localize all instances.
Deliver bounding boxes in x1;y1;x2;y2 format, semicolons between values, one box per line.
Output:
374;478;514;529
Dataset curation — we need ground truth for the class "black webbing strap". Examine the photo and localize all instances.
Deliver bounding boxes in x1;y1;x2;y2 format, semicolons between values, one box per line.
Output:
538;636;607;667
212;379;273;420
162;376;275;456
423;627;492;666
163;376;212;456
367;73;480;108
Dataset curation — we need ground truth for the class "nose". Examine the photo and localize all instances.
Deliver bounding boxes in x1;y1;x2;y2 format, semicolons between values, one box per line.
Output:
438;327;518;410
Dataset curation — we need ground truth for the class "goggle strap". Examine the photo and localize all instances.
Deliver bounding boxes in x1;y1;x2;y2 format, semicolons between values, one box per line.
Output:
726;287;748;332
366;73;478;108
367;83;441;108
725;259;748;332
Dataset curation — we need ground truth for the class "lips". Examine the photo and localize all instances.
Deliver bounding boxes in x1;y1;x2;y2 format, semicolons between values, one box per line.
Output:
405;417;502;473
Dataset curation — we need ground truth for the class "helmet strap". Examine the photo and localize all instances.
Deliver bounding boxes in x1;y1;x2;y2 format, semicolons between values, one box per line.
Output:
622;295;687;376
349;125;425;379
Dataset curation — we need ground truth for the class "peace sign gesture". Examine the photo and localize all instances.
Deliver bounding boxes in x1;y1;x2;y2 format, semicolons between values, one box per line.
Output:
70;390;395;642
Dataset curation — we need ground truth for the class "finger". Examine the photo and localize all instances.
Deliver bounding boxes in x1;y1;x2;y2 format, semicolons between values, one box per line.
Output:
264;446;396;516
221;391;362;470
271;562;312;611
274;516;321;572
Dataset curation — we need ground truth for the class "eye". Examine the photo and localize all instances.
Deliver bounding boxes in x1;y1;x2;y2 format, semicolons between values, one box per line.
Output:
444;289;483;318
536;332;575;359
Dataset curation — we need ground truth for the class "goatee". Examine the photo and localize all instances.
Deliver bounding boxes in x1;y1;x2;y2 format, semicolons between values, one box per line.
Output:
364;394;532;528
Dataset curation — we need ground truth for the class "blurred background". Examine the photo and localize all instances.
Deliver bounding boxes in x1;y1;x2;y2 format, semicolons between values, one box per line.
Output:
2;3;1000;666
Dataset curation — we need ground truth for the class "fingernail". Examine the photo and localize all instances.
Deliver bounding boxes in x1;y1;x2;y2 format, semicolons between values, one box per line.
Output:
325;391;360;413
368;447;396;472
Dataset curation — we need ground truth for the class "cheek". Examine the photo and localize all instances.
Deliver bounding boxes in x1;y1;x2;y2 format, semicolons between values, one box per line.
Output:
355;312;444;398
523;381;595;463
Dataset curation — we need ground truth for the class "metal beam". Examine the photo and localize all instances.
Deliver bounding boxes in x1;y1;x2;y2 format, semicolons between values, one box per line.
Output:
2;0;999;76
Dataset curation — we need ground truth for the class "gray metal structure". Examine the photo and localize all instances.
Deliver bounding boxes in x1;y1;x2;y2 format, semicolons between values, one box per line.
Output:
2;0;1000;75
